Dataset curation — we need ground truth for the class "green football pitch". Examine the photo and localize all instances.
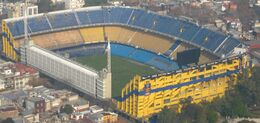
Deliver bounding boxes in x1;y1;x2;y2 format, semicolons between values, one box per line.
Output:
75;55;160;97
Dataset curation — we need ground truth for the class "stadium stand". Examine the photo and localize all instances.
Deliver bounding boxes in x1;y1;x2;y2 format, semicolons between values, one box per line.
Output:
111;43;179;71
199;51;217;64
104;26;174;53
112;27;136;43
1;6;251;120
17;29;84;49
80;27;104;42
88;9;105;24
76;10;92;25
104;26;122;41
54;42;178;72
7;20;26;37
3;6;244;61
54;43;106;57
47;12;78;29
191;28;226;51
214;37;241;56
28;15;51;33
130;30;173;54
164;40;182;56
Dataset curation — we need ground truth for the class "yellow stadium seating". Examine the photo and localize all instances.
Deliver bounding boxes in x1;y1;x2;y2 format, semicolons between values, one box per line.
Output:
16;29;84;49
105;26;174;53
80;26;104;42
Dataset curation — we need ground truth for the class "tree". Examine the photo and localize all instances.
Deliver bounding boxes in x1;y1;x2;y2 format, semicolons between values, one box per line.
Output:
180;104;207;123
37;0;52;13
22;99;26;109
1;118;14;123
157;107;179;123
84;0;107;6
60;104;74;114
231;99;249;117
207;109;218;123
238;120;256;123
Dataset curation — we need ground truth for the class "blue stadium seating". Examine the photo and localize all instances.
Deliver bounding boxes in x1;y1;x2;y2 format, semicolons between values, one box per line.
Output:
129;49;155;63
192;28;227;51
47;12;78;29
153;16;173;35
103;8;111;23
61;47;105;57
147;56;179;71
118;8;133;24
111;43;136;57
28;16;51;33
7;20;33;37
215;37;241;55
111;43;178;71
53;43;106;57
106;7;122;24
5;6;243;57
88;10;105;24
58;43;179;71
77;11;92;25
178;21;200;41
131;11;157;29
164;40;182;56
206;32;227;51
168;19;183;36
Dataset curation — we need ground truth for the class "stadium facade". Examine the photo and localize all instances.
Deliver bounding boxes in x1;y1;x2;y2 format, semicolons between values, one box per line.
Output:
115;54;252;118
1;6;253;119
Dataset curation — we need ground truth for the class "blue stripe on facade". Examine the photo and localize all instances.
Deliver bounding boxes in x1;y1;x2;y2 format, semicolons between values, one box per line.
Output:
2;32;20;54
115;69;240;102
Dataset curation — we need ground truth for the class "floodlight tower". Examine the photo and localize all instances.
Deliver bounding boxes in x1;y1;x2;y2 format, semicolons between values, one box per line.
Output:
21;0;30;64
24;0;28;45
107;40;111;73
99;27;112;99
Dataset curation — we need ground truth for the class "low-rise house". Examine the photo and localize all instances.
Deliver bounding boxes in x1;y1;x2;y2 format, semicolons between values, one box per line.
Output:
90;105;104;114
23;113;40;123
26;97;46;113
0;62;39;91
88;112;118;123
0;104;19;119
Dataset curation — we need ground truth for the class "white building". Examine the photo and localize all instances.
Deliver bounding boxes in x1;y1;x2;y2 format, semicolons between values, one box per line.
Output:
51;0;64;4
5;2;38;18
257;0;260;6
65;0;84;9
0;0;4;15
0;62;39;91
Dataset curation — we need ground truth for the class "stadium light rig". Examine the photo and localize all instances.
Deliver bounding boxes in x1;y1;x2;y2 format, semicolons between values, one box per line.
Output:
23;0;28;45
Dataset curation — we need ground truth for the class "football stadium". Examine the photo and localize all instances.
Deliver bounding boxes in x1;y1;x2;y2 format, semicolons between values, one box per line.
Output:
1;6;254;119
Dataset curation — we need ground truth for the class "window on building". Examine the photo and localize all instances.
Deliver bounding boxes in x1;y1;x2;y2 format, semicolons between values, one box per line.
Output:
29;9;32;15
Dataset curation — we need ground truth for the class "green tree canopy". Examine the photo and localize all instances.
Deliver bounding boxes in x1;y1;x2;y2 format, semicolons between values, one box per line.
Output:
1;118;14;123
60;104;74;114
157;107;178;123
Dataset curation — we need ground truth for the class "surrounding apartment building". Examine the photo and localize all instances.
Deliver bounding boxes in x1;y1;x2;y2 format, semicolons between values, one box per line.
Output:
4;2;38;18
0;62;39;91
64;0;84;9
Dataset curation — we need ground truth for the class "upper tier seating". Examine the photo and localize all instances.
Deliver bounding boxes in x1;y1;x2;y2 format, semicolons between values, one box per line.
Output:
4;6;242;57
28;16;51;33
47;12;78;29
